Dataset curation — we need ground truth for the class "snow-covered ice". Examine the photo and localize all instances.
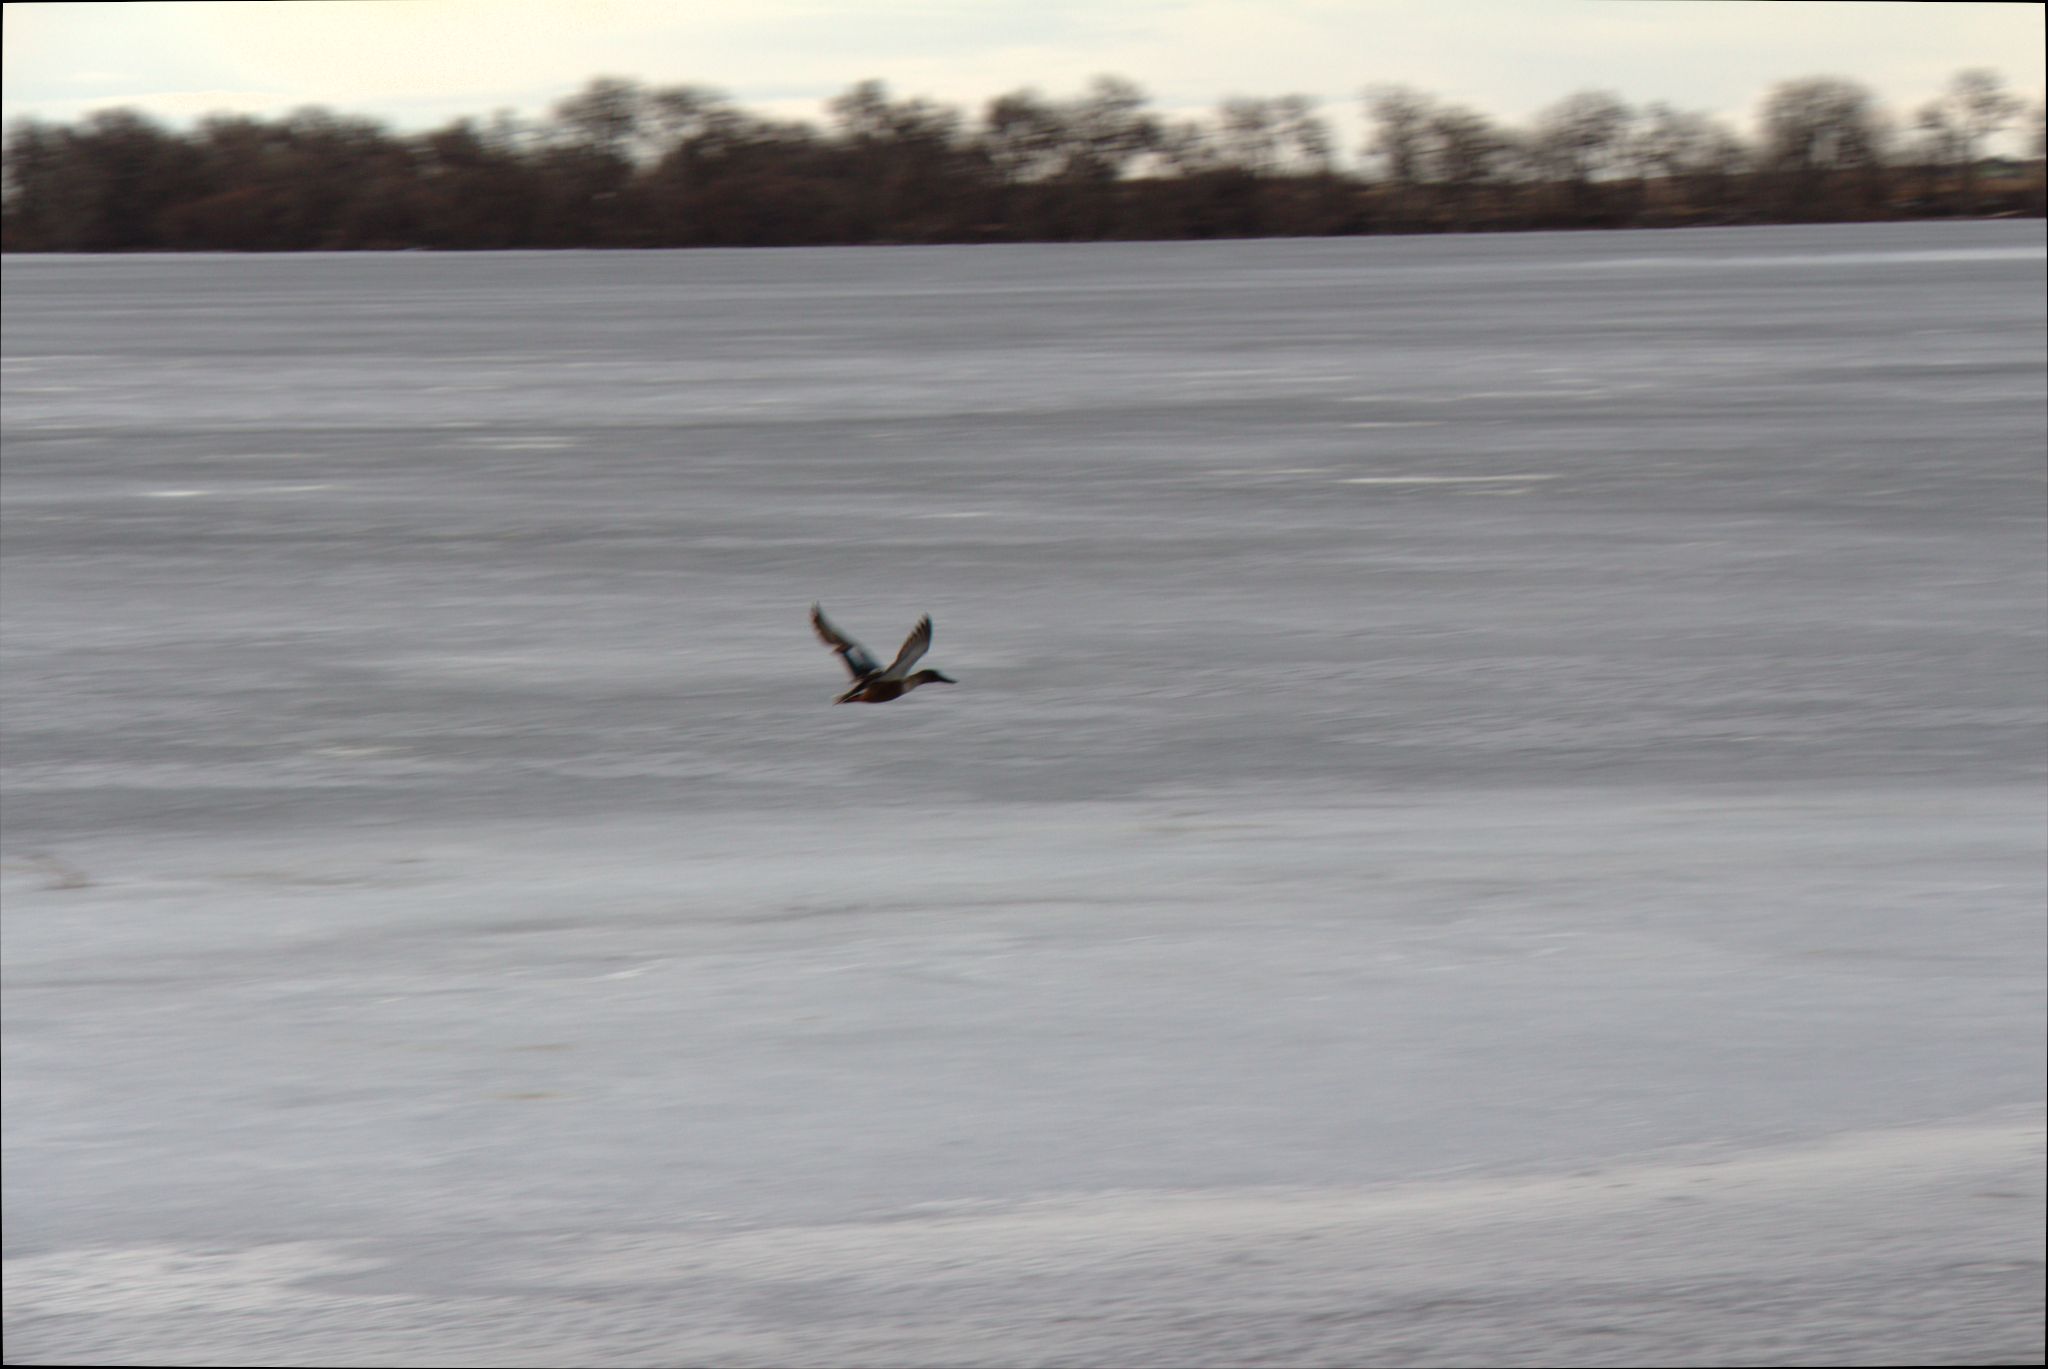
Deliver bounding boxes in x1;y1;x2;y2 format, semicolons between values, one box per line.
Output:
4;223;2044;1366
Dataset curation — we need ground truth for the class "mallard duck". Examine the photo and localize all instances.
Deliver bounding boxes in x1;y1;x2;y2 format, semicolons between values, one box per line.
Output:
811;604;957;704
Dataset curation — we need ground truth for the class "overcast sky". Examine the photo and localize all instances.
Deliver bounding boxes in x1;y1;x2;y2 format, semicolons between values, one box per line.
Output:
4;0;2043;152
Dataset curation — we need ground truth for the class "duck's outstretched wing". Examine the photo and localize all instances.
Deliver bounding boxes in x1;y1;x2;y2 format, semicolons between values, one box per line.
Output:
880;615;933;680
812;604;881;681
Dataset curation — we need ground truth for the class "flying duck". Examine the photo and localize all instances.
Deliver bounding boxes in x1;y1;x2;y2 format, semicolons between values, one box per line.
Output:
811;604;957;704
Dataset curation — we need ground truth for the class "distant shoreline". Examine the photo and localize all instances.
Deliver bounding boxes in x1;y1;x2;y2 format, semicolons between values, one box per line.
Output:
7;73;2042;252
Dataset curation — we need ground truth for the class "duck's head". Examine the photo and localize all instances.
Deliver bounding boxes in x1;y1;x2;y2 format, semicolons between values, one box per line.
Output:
910;669;957;687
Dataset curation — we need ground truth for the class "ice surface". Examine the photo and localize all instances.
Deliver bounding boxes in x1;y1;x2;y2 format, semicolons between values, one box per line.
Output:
4;223;2044;1365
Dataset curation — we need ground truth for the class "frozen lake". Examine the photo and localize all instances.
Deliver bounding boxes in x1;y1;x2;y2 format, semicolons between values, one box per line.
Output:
4;223;2045;1366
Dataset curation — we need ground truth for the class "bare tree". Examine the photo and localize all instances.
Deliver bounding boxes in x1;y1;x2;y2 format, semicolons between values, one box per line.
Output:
1363;84;1433;187
1529;90;1633;219
1217;97;1281;176
551;76;649;160
975;77;1159;239
1633;103;1746;220
1427;104;1513;228
1154;117;1222;178
1916;68;2021;210
982;89;1066;186
827;80;970;240
646;85;738;151
1279;96;1335;172
1761;76;1883;172
1761;76;1888;217
1065;76;1161;183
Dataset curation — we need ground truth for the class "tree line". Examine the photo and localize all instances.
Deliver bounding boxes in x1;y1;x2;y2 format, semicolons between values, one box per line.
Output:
3;69;2040;252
